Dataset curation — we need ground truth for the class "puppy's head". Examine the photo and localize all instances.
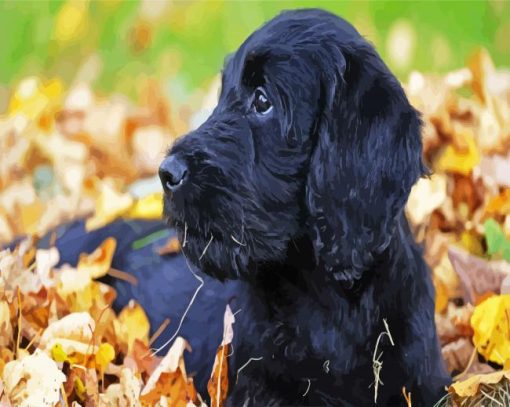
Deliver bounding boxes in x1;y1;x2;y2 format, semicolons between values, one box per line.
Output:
160;9;426;283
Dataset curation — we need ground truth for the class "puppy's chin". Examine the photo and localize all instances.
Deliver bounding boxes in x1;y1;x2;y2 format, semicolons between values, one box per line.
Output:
174;225;250;281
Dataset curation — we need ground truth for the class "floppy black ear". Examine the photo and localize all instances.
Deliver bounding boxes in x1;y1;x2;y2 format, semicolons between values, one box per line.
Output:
306;41;427;288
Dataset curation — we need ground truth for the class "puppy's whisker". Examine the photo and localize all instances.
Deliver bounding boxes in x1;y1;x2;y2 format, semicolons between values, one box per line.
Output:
183;222;188;247
199;234;214;260
236;356;263;384
231;234;246;246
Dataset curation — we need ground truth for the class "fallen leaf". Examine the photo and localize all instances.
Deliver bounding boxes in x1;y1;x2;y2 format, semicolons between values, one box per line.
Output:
442;337;475;373
77;237;117;279
126;192;164;220
95;342;115;372
484;218;510;261
157;236;181;256
116;301;150;354
40;311;95;355
471;294;510;365
435;129;480;175
406;174;447;225
449;369;510;398
1;349;66;407
208;305;235;407
140;337;199;406
85;179;134;231
448;245;510;304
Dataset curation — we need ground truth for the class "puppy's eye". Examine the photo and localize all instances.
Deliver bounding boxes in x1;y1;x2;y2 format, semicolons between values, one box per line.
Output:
252;87;272;115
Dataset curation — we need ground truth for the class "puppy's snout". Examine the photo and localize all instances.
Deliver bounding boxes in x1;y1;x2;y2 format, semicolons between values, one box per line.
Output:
159;155;188;192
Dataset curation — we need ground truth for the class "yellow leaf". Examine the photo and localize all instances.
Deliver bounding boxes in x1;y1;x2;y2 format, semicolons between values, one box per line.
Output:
95;343;115;371
471;294;510;365
433;276;448;314
449;370;510;398
51;343;69;363
459;231;484;257
85;179;134;231
8;77;63;120
126;192;164;220
77;237;117;279
116;300;150;353
435;130;480;175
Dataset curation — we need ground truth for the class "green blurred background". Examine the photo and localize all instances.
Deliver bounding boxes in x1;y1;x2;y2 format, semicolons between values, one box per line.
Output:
1;0;509;104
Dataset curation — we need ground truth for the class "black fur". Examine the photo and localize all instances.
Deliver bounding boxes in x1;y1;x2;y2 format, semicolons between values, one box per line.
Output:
159;9;450;406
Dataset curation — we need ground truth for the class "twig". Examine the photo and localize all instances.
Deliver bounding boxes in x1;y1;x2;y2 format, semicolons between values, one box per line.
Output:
149;318;170;346
60;383;69;407
402;386;412;407
151;253;204;356
108;268;138;285
371;318;395;404
480;390;503;406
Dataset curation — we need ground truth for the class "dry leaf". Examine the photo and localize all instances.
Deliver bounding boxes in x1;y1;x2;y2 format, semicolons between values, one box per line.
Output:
448;245;510;304
208;305;235;407
442;337;475;373
157;236;181;256
141;337;199;406
116;300;150;354
471;295;510;365
1;349;66;407
77;237;117;279
449;370;510;398
85;179;134;231
406;174;447;225
40;311;95;354
126;193;164;220
435;130;480;175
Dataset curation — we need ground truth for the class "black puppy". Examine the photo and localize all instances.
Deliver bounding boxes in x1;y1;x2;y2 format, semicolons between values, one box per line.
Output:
49;8;449;406
157;8;449;406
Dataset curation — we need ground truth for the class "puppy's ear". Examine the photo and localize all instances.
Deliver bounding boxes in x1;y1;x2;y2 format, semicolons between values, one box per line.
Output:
306;42;427;288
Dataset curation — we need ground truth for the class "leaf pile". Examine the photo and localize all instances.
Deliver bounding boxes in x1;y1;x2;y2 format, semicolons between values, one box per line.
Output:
0;77;183;244
404;49;510;405
0;237;231;406
2;47;510;405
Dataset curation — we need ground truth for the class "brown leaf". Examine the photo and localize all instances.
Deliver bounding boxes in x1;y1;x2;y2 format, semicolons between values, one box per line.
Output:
442;337;475;373
448;245;510;304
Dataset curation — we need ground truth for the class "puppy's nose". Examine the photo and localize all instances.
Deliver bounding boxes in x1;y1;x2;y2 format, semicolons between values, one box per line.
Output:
159;155;188;192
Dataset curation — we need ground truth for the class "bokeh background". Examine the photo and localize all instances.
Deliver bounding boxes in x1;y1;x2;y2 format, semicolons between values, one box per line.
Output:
1;0;510;111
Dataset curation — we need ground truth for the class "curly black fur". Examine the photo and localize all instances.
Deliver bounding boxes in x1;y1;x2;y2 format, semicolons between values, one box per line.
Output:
156;8;450;406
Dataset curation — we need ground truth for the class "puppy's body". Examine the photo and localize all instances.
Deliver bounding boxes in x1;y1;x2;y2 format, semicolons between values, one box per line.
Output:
51;8;450;406
229;215;447;406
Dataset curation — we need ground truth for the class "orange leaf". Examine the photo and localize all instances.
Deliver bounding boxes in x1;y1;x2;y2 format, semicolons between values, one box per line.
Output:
157;236;181;256
208;344;229;407
77;237;117;279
